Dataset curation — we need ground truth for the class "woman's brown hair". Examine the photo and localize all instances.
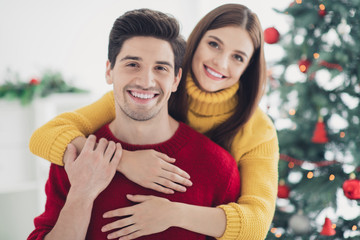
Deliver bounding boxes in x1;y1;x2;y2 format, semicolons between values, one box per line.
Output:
169;3;266;151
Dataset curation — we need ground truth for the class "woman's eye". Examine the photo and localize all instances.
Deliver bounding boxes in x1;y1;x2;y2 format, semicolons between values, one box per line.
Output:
208;41;219;49
234;54;243;62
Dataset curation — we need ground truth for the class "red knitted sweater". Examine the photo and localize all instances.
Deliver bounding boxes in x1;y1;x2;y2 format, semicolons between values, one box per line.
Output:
28;122;240;240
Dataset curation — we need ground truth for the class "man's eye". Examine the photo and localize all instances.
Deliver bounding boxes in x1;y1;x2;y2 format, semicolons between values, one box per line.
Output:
208;41;219;49
156;66;167;71
127;63;138;67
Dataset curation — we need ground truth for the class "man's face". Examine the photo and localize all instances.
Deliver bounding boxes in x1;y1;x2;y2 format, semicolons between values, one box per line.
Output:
106;36;181;121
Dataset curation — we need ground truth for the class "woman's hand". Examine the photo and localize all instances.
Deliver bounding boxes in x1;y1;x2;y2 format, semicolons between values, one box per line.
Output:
102;194;177;239
118;150;192;194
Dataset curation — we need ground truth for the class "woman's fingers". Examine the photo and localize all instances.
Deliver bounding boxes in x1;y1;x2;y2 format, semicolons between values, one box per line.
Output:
102;216;135;233
155;151;176;163
161;160;191;180
149;183;175;194
161;162;192;186
156;177;187;193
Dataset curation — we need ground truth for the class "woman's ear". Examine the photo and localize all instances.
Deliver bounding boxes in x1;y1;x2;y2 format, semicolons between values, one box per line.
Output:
105;60;113;85
171;68;182;92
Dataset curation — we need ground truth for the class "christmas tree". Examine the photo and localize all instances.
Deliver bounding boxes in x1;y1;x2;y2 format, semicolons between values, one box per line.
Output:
265;0;360;239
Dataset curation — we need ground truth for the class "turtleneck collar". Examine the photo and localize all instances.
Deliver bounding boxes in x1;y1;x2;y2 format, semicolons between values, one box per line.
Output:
186;74;239;117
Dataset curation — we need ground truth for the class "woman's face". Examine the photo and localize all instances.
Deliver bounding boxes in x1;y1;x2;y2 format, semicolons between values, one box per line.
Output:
192;26;254;92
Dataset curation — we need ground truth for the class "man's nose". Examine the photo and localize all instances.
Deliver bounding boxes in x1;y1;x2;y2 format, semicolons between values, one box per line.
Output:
137;69;156;88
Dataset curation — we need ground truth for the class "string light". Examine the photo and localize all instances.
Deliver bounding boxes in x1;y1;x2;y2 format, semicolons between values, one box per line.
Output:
289;109;296;115
296;0;302;4
352;225;357;231
307;171;314;179
288;162;295;168
299;64;307;72
329;174;335;181
332;224;336;229
275;233;282;238
319;4;325;10
313;53;320;59
271;228;277;233
340;132;345;138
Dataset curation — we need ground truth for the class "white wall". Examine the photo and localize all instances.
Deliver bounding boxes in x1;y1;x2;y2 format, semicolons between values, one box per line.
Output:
0;0;290;99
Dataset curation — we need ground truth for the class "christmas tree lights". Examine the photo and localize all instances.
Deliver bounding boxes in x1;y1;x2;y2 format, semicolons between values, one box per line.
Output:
266;0;360;239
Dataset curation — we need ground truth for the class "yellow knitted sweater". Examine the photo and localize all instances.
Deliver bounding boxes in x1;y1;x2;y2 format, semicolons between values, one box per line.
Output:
29;76;279;240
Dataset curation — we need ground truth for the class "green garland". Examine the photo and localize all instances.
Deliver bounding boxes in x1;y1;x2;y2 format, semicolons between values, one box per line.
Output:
0;71;88;105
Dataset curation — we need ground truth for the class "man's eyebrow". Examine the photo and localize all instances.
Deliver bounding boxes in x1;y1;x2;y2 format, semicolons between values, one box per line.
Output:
208;35;249;58
120;55;142;61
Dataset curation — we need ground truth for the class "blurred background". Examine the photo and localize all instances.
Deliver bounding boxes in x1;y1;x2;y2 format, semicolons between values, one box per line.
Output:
0;0;288;98
1;0;360;239
0;0;289;239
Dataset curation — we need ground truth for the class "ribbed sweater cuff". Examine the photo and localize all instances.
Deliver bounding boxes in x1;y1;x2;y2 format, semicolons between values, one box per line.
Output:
49;130;85;166
216;203;242;240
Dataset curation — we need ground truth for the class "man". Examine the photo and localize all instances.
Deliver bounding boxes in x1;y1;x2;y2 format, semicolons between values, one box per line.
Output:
28;9;240;240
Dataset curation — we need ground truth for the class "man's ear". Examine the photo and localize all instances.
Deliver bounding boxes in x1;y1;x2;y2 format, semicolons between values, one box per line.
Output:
105;60;113;85
171;68;182;92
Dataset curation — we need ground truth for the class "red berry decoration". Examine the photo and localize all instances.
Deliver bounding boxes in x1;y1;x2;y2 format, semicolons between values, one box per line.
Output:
318;9;327;17
298;59;312;73
278;183;290;199
264;27;280;44
29;78;40;85
343;179;360;200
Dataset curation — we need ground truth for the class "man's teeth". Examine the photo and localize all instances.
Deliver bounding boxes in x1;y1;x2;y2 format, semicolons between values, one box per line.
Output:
206;67;223;78
131;92;155;99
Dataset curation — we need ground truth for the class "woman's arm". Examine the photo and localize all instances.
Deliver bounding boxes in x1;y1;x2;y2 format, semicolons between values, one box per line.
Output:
101;137;279;240
214;109;280;240
29;91;192;194
102;195;227;239
29;91;116;165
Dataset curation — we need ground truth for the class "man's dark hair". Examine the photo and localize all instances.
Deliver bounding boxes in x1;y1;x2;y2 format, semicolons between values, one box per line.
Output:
108;8;186;75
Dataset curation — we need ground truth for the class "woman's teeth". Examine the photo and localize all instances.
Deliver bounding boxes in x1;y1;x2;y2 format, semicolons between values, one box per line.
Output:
206;67;224;78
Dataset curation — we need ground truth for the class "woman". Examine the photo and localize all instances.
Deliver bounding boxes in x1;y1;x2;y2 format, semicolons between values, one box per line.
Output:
30;4;279;240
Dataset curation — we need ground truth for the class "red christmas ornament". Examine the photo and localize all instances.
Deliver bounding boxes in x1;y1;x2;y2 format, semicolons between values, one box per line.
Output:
29;78;40;85
312;117;329;144
264;27;280;44
318;9;327;17
278;181;290;199
320;217;336;236
298;59;311;73
343;179;360;200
